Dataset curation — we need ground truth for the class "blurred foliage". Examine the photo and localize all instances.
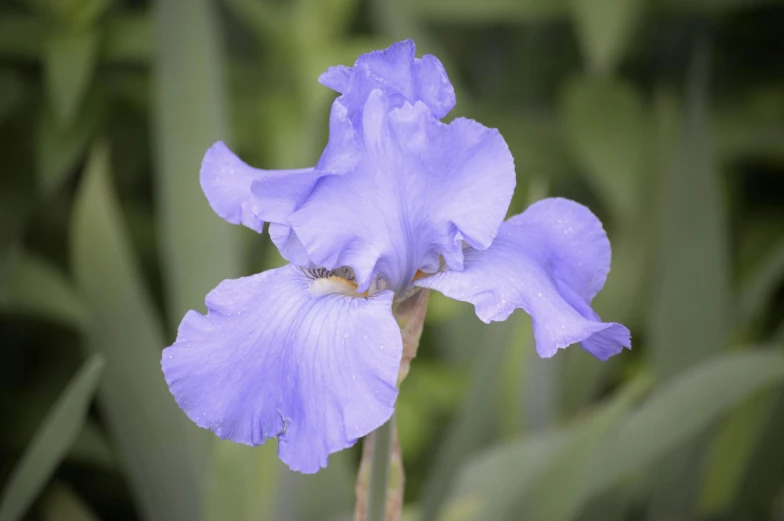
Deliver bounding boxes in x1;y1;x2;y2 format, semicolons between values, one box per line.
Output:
0;0;783;520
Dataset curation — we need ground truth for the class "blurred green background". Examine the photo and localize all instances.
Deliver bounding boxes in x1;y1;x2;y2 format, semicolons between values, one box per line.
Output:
1;0;784;520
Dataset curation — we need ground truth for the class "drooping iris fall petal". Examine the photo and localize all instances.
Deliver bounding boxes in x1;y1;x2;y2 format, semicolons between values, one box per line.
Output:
162;265;402;473
416;198;631;360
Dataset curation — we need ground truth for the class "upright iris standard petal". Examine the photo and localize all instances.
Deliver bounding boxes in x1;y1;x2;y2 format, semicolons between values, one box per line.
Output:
162;265;402;473
249;102;362;264
416;198;631;360
289;90;516;294
319;39;455;124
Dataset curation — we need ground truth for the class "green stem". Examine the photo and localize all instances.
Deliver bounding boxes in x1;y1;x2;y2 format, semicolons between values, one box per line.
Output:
366;415;394;521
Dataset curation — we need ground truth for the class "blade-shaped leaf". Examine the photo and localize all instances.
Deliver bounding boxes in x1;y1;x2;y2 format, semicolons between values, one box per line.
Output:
42;484;99;521
646;40;729;518
730;383;784;517
737;237;784;329
153;0;258;517
0;16;45;60
698;391;775;515
103;14;153;63
649;39;729;379
205;443;279;521
589;350;784;500
439;374;650;521
516;374;652;521
68;421;117;470
421;316;518;520
398;0;775;22
401;0;570;22
442;350;784;521
0;251;87;329
152;0;241;325
0;354;104;521
499;317;533;437
438;432;568;521
71;143;208;521
37;89;104;196
0;71;24;127
44;28;99;126
570;0;643;75
558;77;647;220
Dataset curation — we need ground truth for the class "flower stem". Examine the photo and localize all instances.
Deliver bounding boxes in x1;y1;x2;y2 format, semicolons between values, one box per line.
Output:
366;415;394;521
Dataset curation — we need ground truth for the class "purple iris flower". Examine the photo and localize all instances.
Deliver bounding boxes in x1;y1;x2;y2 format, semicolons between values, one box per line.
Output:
162;40;630;474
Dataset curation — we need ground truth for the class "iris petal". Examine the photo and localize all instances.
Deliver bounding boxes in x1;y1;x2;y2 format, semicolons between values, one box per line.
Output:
200;42;514;294
200;141;315;234
289;89;515;293
200;42;511;283
416;198;630;360
162;264;402;473
319;39;455;124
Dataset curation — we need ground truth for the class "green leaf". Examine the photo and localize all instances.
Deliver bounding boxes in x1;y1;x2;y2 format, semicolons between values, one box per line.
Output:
29;0;110;28
0;71;24;128
0;245;22;294
0;16;45;60
399;0;775;22
558;76;648;219
224;0;287;42
698;391;775;515
517;374;653;521
71;143;208;521
103;14;153;63
205;443;279;521
645;44;729;516
730;383;784;516
443;350;784;521
570;0;643;75
0;170;34;258
589;351;784;500
483;111;574;213
206;434;356;521
401;0;570;22
299;453;356;521
42;484;99;521
439;432;569;521
44;28;100;126
660;0;782;12
440;374;650;521
153;0;248;515
397;361;467;464
714;91;784;164
0;251;87;328
294;0;359;46
736;237;784;329
499;317;533;437
559;345;615;419
0;14;151;63
37;88;104;196
522;343;559;432
421;318;516;520
68;421;117;470
648;42;730;376
0;354;104;521
152;0;241;325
